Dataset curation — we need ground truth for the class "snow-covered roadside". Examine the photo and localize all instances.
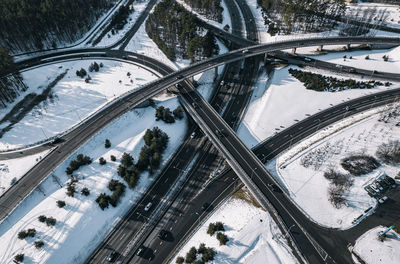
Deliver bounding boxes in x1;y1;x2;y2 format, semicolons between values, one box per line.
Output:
171;197;299;264
237;65;397;148
95;0;150;47
353;226;400;264
266;106;400;229
176;0;232;32
0;96;187;264
245;0;270;42
0;150;52;197
0;60;157;150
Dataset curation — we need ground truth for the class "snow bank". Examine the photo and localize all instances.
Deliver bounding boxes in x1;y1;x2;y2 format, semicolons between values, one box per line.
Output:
0;60;157;150
171;197;298;264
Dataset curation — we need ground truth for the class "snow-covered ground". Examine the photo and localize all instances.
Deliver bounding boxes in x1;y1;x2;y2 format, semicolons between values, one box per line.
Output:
95;0;151;47
266;106;400;229
237;64;397;148
353;226;400;264
346;1;400;29
0;150;52;197
171;197;299;264
0;95;187;264
0;60;157;150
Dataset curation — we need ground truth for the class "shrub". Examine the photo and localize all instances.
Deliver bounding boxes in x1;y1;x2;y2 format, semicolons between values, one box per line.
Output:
340;155;380;176
365;55;369;60
96;193;110;210
56;200;66;208
18;230;28;239
76;68;87;78
328;184;347;209
105;139;111;148
202;247;216;262
35;240;44;249
110;155;116;161
185;247;197;263
14;254;24;263
38;215;47;222
99;157;106;165
27;228;36;237
176;256;185;264
46;217;57;226
81;187;90;196
66;184;76;197
207;221;225;236
383;55;389;62
323;170;353;188
66;154;92;174
173;106;184;120
376;140;400;165
216;232;229;245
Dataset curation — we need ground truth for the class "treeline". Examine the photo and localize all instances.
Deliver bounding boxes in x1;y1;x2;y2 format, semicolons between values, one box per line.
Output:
257;0;346;35
146;0;219;62
288;68;389;92
0;48;27;108
184;0;223;23
0;0;111;53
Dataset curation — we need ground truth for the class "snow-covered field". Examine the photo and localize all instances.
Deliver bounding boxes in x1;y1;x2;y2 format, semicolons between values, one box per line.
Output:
353;226;400;264
266;106;400;229
0;150;51;197
346;2;400;29
0;95;187;264
237;64;397;148
171;197;299;264
0;60;157;150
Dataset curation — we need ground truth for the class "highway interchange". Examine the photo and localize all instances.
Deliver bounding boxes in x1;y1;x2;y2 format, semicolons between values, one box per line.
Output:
1;1;400;264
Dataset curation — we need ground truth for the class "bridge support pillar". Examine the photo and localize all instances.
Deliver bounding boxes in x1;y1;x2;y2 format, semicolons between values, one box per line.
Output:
317;45;323;51
214;66;218;81
345;44;351;50
291;47;296;54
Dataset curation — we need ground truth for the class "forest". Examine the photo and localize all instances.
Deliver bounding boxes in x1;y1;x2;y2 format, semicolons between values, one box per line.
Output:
257;0;346;35
184;0;223;23
146;0;219;62
0;0;111;53
0;48;27;108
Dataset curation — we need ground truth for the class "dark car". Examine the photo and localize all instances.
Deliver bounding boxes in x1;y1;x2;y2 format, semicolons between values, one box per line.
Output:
158;229;168;240
201;202;209;211
136;246;145;257
268;183;283;193
107;251;117;262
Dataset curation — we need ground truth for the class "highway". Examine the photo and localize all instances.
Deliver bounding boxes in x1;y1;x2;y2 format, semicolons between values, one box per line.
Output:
0;11;399;264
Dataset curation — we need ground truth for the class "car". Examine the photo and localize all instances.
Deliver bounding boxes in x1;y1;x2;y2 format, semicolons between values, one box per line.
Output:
335;64;343;69
136;246;145;256
158;229;168;240
176;75;184;79
201;202;209;211
192;102;199;109
268;183;283;193
221;80;224;85
304;57;312;62
107;251;117;262
349;68;356;73
190;132;196;139
144;202;152;211
378;196;388;204
242;49;249;54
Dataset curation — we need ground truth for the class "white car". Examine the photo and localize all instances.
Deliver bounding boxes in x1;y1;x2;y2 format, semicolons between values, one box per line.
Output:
378;196;388;204
144;202;152;211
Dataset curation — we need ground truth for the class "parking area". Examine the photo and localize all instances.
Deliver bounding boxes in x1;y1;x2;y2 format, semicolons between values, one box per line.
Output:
364;174;397;202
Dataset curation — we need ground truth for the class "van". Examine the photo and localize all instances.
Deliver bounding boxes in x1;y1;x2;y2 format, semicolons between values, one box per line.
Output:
144;202;152;211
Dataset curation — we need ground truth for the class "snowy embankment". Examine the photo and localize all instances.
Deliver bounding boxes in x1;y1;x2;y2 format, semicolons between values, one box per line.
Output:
95;0;150;48
267;107;400;229
0;60;157;151
0;150;51;197
0;95;187;264
237;64;398;148
171;197;299;264
353;226;400;264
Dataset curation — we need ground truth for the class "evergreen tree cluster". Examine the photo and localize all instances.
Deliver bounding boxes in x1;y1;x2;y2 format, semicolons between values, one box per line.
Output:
146;0;219;62
95;179;126;210
183;0;223;22
288;68;388;92
141;127;169;173
155;105;184;123
38;215;57;227
66;154;92;175
257;0;345;35
111;5;133;31
0;47;27;108
18;228;36;239
181;244;216;263
207;222;225;236
0;0;111;53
